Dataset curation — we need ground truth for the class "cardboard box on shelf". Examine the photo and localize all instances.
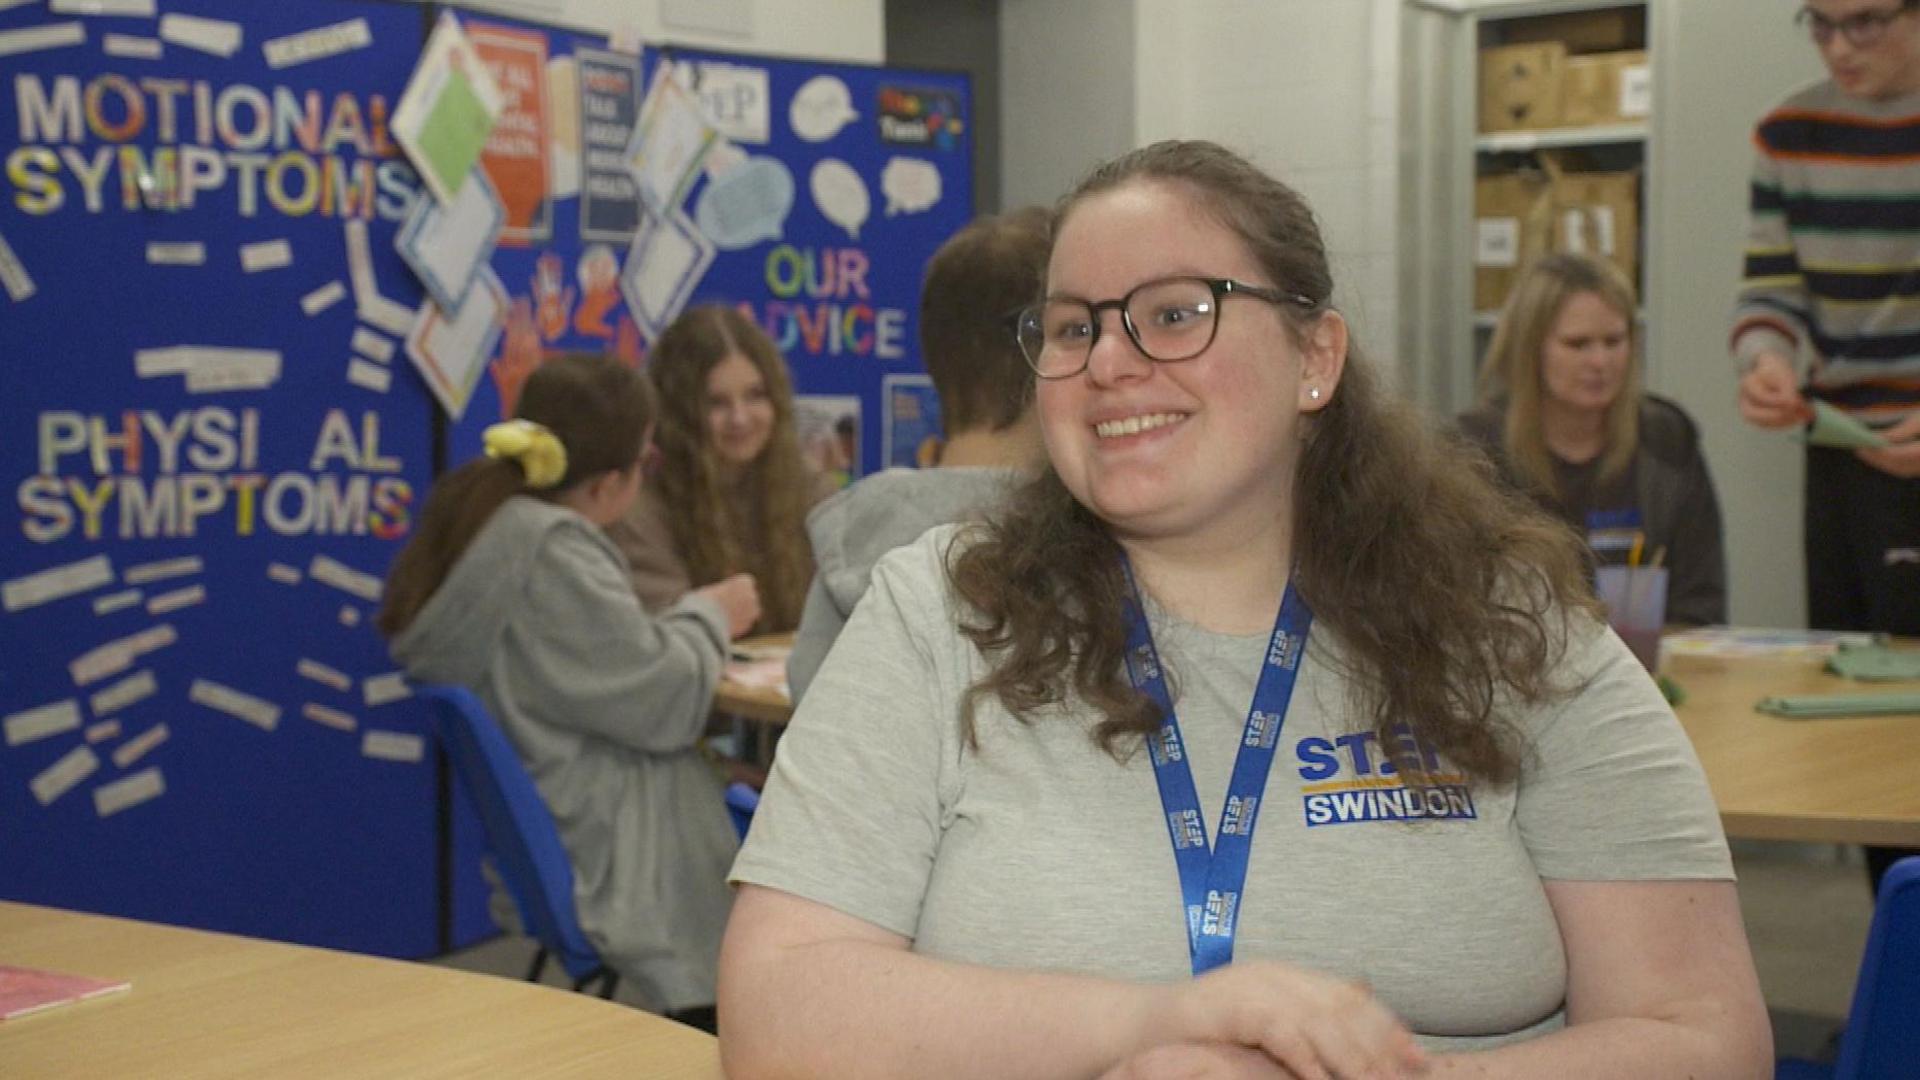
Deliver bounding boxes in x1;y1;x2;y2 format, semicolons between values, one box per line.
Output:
1561;50;1651;127
1474;168;1553;312
1546;161;1639;288
1498;8;1645;54
1479;42;1565;133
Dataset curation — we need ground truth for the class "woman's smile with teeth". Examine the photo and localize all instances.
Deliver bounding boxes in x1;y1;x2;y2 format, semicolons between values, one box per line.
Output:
1095;412;1187;438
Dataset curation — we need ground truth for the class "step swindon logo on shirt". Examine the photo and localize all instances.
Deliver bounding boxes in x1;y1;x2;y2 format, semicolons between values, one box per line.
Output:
1296;727;1477;827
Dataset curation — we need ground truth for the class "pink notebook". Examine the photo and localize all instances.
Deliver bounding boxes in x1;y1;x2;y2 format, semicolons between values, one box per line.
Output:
0;965;130;1021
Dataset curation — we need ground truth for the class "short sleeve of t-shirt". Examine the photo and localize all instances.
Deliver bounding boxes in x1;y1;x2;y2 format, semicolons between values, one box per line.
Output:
1516;617;1733;881
728;531;964;938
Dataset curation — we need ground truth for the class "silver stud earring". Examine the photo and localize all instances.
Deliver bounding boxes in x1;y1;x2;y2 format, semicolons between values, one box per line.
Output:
1307;387;1322;400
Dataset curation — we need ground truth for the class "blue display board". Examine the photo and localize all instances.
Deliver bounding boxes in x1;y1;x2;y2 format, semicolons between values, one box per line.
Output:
446;41;974;482
0;0;971;960
0;0;444;956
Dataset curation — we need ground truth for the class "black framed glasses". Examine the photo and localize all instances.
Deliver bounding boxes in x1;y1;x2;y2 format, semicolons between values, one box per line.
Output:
1796;0;1918;47
1010;276;1316;380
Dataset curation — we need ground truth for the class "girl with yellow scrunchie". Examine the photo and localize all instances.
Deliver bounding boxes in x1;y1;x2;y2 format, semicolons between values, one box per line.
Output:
378;354;758;1028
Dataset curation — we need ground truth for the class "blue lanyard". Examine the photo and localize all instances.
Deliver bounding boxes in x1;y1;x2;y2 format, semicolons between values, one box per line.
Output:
1124;565;1312;976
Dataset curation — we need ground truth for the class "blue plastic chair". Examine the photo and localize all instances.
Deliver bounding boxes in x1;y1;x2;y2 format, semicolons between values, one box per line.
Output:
418;684;618;998
1776;856;1920;1079
723;781;760;839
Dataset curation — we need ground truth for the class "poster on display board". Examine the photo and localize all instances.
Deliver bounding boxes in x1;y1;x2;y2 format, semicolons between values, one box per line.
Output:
441;36;974;487
0;0;447;958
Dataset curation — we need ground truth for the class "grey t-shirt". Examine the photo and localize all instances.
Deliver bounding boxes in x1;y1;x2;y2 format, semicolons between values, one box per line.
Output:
731;526;1733;1052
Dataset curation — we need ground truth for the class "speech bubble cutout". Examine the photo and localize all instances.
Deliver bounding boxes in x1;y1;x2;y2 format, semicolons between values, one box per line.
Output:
881;157;942;217
696;155;795;250
790;75;858;142
810;158;870;241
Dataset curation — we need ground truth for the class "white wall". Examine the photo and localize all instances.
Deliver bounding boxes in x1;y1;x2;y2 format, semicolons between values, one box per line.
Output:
1646;1;1824;627
999;0;1139;210
433;0;885;64
1001;0;1402;370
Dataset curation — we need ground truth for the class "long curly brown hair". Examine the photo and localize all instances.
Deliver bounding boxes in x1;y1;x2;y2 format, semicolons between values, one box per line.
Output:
947;141;1599;786
647;304;815;632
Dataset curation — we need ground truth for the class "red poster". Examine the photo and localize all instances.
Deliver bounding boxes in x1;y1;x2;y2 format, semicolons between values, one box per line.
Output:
469;23;551;246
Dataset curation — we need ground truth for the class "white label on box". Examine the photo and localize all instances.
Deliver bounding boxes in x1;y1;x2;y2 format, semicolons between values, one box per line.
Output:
1593;205;1617;257
1475;217;1519;268
1619;65;1652;119
95;767;165;817
1561;209;1587;255
5;699;81;747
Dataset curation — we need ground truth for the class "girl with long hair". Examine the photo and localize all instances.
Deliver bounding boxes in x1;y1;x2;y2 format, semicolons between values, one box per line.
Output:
606;305;836;634
380;354;757;1024
1460;253;1727;625
717;143;1767;1078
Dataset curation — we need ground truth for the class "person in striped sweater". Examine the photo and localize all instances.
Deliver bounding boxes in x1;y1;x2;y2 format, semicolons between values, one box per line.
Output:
1733;0;1920;894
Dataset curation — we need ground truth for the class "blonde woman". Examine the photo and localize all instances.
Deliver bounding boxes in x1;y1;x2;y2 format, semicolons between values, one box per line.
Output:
607;305;835;634
1459;253;1727;625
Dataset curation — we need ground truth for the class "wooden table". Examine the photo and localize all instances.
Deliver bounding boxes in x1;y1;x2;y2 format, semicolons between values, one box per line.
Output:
1667;650;1920;847
0;902;723;1078
715;632;796;726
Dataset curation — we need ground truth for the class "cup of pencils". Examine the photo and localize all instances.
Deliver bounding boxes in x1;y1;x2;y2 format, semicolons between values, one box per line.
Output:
1595;536;1667;673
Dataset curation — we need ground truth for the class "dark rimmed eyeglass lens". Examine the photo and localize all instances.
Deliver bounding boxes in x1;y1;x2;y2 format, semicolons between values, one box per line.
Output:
1016;278;1221;377
1797;3;1912;46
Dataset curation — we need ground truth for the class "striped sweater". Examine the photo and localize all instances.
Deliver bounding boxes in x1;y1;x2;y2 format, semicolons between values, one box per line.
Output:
1732;80;1920;423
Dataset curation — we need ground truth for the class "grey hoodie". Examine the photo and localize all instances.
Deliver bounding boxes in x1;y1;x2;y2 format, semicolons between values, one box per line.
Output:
390;496;736;1009
787;467;1020;704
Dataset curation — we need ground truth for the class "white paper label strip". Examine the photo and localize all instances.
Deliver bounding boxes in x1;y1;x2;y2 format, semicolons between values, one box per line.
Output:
347;358;392;393
124;556;202;585
32;746;99;805
95;767;165;817
0;23;86;60
102;33;162;59
92;589;142;615
338;606;362;627
363;671;411;707
362;730;425;763
239;239;292;272
263;17;371;69
146;241;204;266
303;703;357;732
310;555;382;602
185;351;280;393
0;228;35;302
111;723;169;769
134;346;190;377
85;720;122;743
5;700;81;747
296;658;353;692
158;13;239;58
51;0;157;15
189;678;281;731
146;584;205;615
350;327;395;364
5;554;113;612
344;218;378;307
301;280;346;316
359;297;415;337
89;669;156;717
69;623;176;686
267;562;303;585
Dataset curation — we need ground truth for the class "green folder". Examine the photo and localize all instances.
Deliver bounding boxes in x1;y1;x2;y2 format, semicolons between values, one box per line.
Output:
1755;692;1920;719
1826;643;1920;682
1803;401;1890;450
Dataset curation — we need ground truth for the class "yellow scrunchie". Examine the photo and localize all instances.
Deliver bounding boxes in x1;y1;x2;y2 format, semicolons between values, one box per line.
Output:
483;420;568;489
